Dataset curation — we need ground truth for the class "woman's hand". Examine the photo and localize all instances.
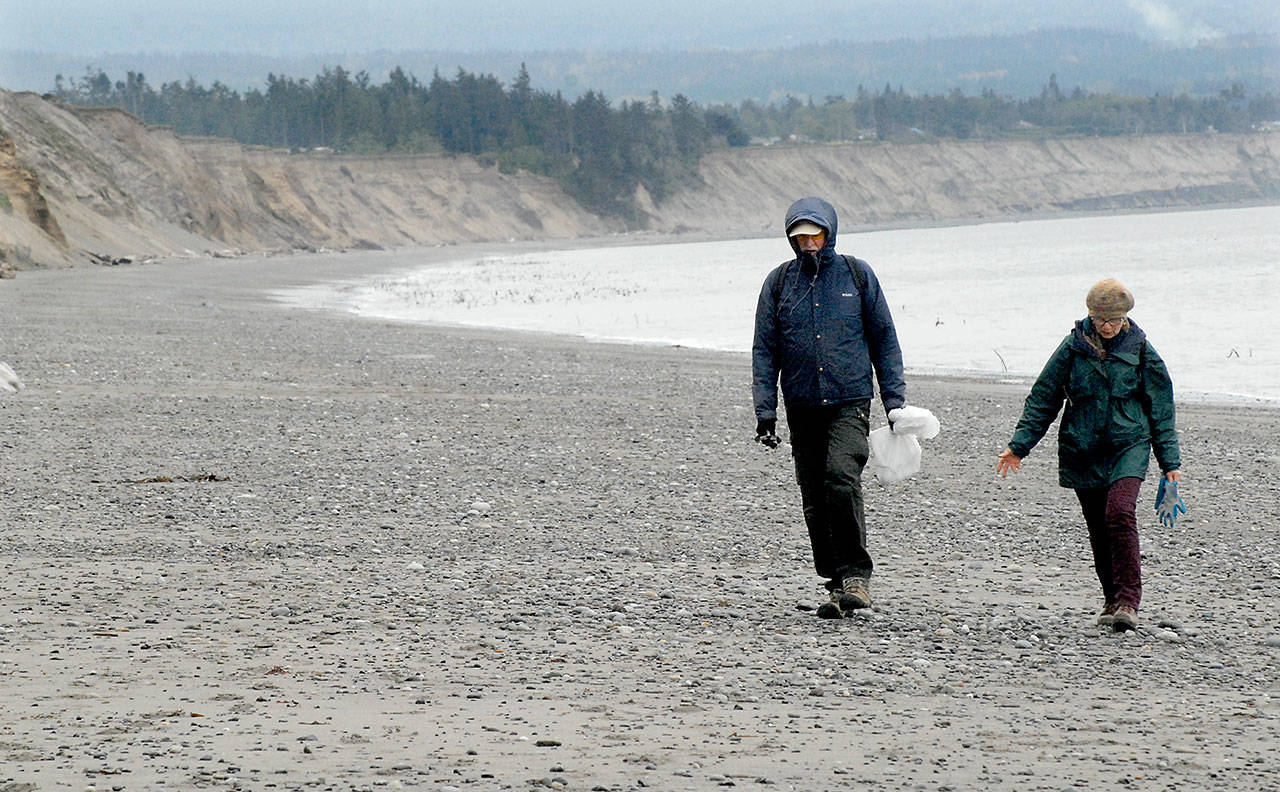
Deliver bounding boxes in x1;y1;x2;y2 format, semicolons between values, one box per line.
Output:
996;448;1022;478
1166;470;1182;482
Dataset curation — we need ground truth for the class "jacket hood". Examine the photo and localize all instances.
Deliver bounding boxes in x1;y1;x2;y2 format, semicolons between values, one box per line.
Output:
784;197;838;259
1071;317;1147;358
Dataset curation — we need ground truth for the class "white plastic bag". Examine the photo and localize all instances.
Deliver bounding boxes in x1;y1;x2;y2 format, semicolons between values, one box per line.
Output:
868;426;921;484
0;362;22;393
867;406;940;485
885;405;940;440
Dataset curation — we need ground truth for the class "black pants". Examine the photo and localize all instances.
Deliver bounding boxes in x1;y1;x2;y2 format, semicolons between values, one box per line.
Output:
787;400;873;584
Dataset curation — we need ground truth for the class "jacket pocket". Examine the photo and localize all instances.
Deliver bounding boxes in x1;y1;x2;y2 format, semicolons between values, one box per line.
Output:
1059;403;1103;457
1111;398;1150;446
1066;363;1102;407
1108;361;1141;399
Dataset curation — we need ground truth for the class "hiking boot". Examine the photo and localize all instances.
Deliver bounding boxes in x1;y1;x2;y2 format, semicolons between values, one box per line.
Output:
838;576;871;611
1111;605;1138;632
817;587;844;619
1096;603;1117;627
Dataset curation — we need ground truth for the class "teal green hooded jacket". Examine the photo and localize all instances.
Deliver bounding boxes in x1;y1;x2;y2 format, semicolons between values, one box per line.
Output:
1008;318;1181;489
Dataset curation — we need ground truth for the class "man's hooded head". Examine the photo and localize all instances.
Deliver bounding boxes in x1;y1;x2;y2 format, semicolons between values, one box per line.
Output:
784;197;838;260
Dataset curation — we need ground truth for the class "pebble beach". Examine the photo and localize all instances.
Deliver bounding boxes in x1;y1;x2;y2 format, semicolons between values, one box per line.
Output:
1;245;1278;792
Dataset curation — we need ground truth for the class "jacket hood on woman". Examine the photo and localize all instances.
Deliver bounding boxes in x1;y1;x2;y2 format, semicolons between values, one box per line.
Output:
1072;316;1144;359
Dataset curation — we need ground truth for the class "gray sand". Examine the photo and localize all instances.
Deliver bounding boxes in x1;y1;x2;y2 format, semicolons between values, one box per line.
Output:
1;246;1278;791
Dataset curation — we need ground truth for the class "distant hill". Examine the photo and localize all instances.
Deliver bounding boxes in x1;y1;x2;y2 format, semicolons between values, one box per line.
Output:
3;30;1277;102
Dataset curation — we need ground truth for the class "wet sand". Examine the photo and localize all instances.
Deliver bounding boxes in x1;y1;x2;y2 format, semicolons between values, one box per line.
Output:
1;246;1278;791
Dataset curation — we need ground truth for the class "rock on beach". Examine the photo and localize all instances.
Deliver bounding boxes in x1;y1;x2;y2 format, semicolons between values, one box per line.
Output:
0;243;1278;791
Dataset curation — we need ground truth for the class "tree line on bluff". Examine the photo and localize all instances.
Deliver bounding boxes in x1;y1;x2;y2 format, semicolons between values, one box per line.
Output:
52;66;1280;223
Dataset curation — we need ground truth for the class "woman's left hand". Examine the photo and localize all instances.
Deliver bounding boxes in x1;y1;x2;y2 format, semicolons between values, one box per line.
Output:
1166;470;1182;482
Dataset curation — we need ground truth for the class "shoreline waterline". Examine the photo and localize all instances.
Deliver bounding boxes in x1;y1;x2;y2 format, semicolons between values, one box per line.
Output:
273;298;1280;410
275;204;1280;407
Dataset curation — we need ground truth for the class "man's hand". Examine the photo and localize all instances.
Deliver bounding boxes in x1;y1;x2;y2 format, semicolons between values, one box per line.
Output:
996;447;1022;478
755;419;780;449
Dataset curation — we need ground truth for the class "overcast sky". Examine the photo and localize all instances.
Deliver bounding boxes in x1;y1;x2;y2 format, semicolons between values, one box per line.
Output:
3;0;1276;55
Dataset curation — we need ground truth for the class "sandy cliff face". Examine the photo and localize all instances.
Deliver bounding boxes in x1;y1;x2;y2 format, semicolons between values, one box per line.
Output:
0;89;615;268
0;126;67;273
1;87;1277;269
642;135;1280;235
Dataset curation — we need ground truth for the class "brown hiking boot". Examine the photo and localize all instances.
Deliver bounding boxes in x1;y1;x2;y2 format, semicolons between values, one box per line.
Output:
838;576;871;611
1111;605;1138;632
817;587;844;619
1096;603;1117;627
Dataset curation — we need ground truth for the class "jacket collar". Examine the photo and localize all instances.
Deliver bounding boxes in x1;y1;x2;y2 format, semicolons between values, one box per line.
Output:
1071;317;1146;360
798;247;838;275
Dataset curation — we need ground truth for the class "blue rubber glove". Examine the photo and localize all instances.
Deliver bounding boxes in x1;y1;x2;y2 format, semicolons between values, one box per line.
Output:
1154;478;1186;528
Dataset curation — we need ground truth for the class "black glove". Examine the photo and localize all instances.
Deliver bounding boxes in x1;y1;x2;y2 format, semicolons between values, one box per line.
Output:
755;418;780;449
886;403;904;431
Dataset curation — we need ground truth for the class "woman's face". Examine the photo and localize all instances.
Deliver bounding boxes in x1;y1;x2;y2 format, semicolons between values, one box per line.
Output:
1094;316;1126;339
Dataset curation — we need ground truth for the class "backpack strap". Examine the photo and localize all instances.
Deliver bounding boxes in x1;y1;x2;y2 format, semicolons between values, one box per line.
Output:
771;259;791;305
842;254;869;295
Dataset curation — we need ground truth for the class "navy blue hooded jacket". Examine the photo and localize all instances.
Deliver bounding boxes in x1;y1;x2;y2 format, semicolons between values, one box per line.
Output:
752;197;906;421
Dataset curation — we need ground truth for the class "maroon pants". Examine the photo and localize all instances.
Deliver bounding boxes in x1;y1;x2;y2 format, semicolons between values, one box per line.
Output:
1075;477;1143;610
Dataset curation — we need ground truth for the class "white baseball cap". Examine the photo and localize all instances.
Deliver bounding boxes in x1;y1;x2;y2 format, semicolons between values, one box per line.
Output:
788;221;824;237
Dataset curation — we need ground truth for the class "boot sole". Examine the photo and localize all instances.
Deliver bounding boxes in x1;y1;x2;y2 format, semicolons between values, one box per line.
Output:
838;593;870;611
1111;610;1138;631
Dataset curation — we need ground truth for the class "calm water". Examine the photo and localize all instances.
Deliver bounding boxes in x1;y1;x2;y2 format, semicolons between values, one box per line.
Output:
280;205;1280;403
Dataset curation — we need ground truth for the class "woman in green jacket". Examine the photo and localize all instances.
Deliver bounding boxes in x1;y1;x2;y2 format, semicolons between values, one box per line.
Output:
996;278;1182;632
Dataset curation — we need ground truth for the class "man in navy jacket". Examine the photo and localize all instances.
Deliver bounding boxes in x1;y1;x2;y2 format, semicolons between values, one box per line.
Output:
753;196;907;618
